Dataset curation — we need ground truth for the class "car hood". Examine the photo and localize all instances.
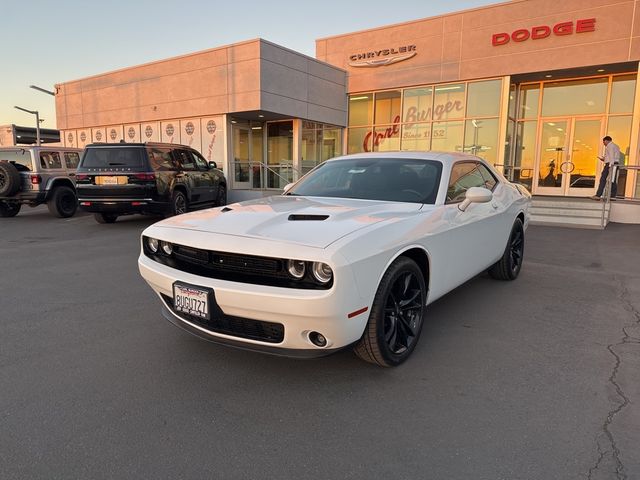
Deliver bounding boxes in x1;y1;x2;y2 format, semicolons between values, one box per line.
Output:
153;196;425;249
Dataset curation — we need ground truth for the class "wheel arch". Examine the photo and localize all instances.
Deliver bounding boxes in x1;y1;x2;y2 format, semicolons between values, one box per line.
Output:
389;246;431;299
46;178;76;196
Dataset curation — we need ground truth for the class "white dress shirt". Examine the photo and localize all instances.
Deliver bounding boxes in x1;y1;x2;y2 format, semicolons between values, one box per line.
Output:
600;141;621;165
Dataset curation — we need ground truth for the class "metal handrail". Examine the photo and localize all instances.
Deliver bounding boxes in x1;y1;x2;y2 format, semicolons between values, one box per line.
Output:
600;165;640;228
232;160;300;189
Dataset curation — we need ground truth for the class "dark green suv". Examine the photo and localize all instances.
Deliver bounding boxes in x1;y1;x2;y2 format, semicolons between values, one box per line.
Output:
76;142;227;224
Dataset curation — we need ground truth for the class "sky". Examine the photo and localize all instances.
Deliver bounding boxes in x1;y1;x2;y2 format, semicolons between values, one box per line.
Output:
0;0;497;129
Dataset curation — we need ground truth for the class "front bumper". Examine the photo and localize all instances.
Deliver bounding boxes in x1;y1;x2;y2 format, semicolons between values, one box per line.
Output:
138;253;370;355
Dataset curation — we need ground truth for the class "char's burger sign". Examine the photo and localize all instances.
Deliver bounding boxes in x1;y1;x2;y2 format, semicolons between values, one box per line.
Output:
492;18;596;46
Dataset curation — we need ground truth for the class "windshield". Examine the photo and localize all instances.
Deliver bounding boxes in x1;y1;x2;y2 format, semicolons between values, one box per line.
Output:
80;147;146;169
286;157;442;204
0;149;33;172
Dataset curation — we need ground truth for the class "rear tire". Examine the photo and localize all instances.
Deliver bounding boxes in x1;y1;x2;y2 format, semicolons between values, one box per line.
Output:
0;161;21;196
0;201;21;217
47;186;77;218
169;191;188;216
489;218;525;281
94;213;118;224
354;257;426;367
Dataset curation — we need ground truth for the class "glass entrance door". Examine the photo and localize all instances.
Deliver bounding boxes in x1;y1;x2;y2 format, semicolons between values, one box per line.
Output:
535;118;603;196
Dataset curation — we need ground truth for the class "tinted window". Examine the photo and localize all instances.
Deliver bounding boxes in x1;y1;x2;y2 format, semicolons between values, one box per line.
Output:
64;152;80;169
287;158;442;204
173;150;196;171
192;151;209;170
81;147;146;168
40;152;62;169
0;149;32;171
147;148;176;171
446;161;493;203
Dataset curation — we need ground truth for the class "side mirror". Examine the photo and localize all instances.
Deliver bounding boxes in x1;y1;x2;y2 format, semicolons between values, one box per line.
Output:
208;161;217;169
283;183;294;193
458;187;492;212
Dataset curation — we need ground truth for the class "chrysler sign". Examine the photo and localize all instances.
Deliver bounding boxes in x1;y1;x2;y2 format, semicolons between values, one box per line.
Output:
492;18;596;46
349;45;417;67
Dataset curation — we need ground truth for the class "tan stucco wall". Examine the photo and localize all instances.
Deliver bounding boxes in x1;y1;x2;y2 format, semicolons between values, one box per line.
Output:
56;39;347;130
317;0;640;92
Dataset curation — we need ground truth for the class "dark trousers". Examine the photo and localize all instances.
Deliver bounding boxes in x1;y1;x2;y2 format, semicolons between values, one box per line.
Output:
596;163;618;198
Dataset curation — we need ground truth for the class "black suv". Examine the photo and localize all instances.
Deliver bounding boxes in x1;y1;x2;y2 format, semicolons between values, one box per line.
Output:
76;142;227;223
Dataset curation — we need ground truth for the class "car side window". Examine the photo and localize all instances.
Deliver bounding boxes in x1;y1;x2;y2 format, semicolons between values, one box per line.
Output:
64;152;80;169
477;164;497;191
173;150;196;171
192;151;209;171
40;152;62;169
446;161;488;204
147;148;176;171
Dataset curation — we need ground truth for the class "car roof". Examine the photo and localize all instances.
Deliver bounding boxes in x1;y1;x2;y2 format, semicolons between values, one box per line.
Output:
327;150;486;166
85;142;192;148
0;146;82;152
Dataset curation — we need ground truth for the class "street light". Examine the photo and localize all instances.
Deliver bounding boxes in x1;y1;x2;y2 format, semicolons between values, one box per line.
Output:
14;106;40;145
30;85;56;96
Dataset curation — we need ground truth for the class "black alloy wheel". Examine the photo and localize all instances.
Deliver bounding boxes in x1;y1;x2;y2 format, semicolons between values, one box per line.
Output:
47;186;77;218
354;257;426;367
0;201;21;217
489;218;525;281
171;191;188;216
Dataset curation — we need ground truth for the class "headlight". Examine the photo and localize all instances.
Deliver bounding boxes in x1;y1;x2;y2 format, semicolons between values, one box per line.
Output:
287;259;306;279
147;237;159;253
161;241;173;255
311;262;333;284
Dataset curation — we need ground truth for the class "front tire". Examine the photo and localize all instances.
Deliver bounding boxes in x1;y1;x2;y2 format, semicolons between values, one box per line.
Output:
215;184;227;207
0;201;21;217
94;213;118;224
354;257;426;367
489;218;525;281
47;186;77;218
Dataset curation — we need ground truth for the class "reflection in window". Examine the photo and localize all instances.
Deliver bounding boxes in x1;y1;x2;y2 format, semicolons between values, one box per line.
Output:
542;78;608;116
401;123;431;151
267;121;293;189
374;91;401;125
348;127;372;154
39;152;62;169
610;75;636;114
373;124;400;151
348;94;373;126
467;79;502;117
431;121;464;152
403;87;433;124
606;116;632;164
301;122;342;174
518;84;540;119
433;84;465;121
513;121;537;191
463;118;499;165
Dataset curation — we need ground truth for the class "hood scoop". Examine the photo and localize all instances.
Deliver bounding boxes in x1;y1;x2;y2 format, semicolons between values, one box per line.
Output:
288;214;329;221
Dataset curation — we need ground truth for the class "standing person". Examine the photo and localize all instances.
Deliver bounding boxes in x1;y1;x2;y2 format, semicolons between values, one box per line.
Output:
591;136;621;200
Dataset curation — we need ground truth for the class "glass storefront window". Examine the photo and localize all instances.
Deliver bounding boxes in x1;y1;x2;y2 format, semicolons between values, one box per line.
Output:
301;122;342;174
431;121;464;152
348;127;372;154
348;94;373;126
373;124;400;151
403;87;433;124
541;77;608;116
518;84;540;119
463;118;499;165
433;84;465;121
401;123;431;151
606;115;632;164
466;79;502;117
610;74;636;114
508;84;517;119
267;121;293;189
513;121;537;191
374;90;401;125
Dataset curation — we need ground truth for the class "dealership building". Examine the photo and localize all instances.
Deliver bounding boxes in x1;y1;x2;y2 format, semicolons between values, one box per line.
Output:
55;0;640;207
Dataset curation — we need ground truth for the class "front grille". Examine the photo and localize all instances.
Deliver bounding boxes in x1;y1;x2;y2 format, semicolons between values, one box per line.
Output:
144;239;332;290
161;294;284;343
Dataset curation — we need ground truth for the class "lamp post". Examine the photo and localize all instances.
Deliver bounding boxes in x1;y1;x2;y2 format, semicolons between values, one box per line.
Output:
30;85;56;96
14;106;41;145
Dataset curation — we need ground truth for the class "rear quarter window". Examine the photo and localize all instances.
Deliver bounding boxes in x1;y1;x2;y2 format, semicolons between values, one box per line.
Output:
147;148;176;171
0;150;33;171
64;152;80;169
40;152;62;169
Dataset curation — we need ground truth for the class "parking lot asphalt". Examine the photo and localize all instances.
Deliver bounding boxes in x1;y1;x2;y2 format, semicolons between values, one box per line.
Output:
1;206;639;480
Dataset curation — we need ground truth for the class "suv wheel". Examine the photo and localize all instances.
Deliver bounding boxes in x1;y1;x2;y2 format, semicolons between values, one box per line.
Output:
0;161;21;197
47;186;77;218
215;184;227;207
170;191;188;216
94;213;118;224
0;201;21;217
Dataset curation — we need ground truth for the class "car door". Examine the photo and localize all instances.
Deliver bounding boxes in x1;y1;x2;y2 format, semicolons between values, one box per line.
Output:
192;150;219;204
171;149;200;203
63;151;80;180
441;161;506;289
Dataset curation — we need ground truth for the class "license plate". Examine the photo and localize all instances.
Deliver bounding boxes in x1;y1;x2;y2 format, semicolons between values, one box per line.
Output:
173;282;211;320
96;176;127;185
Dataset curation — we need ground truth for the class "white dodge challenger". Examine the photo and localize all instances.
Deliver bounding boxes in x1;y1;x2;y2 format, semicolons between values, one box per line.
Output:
138;151;530;367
